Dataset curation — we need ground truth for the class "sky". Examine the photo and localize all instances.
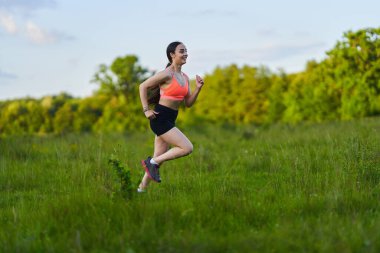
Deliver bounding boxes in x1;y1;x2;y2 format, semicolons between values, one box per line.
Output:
0;0;379;100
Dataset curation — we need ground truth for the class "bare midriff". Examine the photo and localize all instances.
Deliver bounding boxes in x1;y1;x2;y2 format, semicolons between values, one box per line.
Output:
159;98;183;111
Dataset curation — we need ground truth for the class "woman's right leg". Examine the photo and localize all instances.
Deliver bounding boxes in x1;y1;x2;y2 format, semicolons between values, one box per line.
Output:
139;135;169;190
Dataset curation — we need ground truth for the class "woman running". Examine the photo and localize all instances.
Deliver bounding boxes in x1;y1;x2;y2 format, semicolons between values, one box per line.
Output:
138;41;204;192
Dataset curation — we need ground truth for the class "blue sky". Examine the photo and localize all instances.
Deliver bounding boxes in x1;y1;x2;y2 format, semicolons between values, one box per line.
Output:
0;0;379;100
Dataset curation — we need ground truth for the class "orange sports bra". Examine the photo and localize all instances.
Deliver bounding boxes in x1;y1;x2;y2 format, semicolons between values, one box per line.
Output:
160;70;189;101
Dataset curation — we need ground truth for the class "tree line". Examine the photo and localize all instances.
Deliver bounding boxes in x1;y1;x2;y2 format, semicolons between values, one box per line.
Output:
1;27;379;136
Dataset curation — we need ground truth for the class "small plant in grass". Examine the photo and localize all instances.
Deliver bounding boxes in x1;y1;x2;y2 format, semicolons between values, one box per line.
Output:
108;155;133;200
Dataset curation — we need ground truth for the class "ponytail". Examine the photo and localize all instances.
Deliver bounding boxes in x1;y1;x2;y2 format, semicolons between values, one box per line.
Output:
147;86;160;105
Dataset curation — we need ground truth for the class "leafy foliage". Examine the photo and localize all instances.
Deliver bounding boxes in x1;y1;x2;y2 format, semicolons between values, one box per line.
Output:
108;155;133;200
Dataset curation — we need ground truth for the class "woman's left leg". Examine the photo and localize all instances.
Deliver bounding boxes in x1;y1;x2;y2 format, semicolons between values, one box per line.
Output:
139;135;169;190
152;127;193;164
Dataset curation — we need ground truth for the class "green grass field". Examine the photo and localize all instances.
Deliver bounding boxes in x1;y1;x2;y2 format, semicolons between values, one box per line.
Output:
1;118;380;252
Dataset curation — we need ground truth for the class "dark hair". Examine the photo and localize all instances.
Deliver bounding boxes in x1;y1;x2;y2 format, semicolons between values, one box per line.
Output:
148;41;183;105
166;41;183;67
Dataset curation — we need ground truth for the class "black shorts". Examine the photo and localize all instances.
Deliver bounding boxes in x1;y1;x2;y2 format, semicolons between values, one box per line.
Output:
149;104;178;136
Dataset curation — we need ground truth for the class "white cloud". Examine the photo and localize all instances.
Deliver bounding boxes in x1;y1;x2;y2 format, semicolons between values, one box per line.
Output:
0;10;18;34
186;41;327;75
192;42;326;63
25;20;55;44
167;9;238;18
0;69;17;79
252;42;326;61
256;29;278;37
0;10;72;45
0;1;72;45
0;0;56;12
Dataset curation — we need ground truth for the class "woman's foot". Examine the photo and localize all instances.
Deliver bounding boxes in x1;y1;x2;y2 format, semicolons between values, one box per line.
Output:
137;183;147;193
141;157;161;183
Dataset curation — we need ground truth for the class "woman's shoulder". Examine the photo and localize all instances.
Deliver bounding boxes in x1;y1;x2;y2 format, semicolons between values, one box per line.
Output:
154;68;172;82
182;72;190;82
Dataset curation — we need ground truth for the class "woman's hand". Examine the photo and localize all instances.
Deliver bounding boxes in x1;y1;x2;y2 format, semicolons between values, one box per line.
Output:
195;75;204;89
144;110;159;120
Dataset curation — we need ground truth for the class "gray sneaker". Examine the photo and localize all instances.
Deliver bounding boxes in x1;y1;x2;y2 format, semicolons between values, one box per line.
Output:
141;157;161;183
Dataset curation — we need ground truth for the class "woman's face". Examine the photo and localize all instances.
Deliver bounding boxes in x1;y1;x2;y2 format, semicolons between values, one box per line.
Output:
171;44;188;65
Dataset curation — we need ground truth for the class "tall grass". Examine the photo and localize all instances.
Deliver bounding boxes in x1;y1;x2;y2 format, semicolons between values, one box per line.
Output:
0;117;379;252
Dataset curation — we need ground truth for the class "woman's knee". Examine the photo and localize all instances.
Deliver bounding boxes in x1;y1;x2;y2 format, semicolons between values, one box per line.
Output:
183;142;193;155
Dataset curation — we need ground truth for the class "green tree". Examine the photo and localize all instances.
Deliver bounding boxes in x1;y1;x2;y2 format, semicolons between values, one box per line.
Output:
267;70;290;123
73;95;106;132
326;28;380;119
238;65;271;124
93;95;129;132
92;55;151;97
53;101;77;134
25;100;45;134
0;100;28;135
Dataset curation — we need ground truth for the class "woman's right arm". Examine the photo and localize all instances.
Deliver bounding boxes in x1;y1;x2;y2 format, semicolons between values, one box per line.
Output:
139;71;170;119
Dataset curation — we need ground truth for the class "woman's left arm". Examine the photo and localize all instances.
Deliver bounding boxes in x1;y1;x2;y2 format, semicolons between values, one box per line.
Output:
184;75;204;107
